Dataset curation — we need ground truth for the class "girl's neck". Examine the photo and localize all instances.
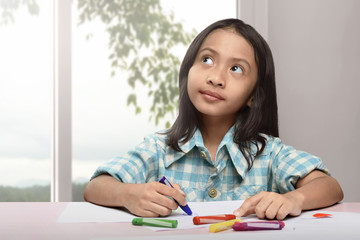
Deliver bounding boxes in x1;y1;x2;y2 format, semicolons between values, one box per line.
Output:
199;115;236;159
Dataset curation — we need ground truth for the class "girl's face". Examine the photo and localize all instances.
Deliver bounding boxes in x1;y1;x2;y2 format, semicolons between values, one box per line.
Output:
187;28;258;122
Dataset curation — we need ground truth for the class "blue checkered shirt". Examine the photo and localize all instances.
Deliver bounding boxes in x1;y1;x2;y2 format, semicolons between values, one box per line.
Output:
91;126;328;202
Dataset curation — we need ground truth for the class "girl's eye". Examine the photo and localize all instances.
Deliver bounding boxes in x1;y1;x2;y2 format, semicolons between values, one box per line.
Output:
202;57;213;65
231;65;243;74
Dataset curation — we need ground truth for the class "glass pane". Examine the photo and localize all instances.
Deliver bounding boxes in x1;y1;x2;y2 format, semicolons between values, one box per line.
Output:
0;1;52;201
72;0;236;201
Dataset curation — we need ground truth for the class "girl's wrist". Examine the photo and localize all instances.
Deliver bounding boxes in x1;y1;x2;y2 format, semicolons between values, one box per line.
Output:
285;189;305;210
113;181;130;207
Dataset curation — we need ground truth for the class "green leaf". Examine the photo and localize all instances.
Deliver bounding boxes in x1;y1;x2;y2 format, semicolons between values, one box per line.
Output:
127;94;137;106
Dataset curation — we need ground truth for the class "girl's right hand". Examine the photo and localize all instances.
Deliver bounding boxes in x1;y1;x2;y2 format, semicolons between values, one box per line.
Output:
122;182;188;217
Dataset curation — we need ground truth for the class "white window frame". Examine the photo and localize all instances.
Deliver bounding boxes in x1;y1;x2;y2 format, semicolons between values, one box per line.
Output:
52;0;72;202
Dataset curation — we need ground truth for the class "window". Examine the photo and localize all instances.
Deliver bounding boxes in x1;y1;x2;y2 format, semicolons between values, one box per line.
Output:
0;0;53;201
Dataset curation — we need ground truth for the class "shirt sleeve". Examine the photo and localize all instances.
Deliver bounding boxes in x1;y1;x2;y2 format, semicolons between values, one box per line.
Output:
90;134;160;184
271;138;329;193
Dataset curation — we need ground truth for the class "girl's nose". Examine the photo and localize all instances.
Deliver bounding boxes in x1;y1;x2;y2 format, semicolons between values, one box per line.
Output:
207;69;226;87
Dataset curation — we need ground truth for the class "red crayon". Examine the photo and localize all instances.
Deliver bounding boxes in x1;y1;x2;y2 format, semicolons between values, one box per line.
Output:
313;213;332;218
193;214;236;225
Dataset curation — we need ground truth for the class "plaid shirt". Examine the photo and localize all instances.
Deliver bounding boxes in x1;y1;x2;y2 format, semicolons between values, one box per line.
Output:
91;126;328;202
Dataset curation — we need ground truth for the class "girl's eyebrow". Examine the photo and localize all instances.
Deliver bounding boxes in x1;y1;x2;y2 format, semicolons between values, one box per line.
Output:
198;47;251;69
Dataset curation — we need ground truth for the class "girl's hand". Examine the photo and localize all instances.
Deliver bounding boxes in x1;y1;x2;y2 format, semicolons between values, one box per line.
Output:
233;191;303;220
122;182;187;217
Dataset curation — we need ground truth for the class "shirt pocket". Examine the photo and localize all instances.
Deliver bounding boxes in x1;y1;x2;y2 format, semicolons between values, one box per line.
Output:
180;186;200;202
232;184;268;200
176;179;204;202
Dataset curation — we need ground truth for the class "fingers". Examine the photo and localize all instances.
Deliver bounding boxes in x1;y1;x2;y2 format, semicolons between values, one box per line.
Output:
172;183;186;196
135;199;174;217
275;204;291;220
233;192;263;217
233;191;295;220
135;182;188;216
157;182;188;207
171;183;187;206
261;198;282;219
148;183;180;210
125;181;189;217
126;182;175;217
132;204;166;218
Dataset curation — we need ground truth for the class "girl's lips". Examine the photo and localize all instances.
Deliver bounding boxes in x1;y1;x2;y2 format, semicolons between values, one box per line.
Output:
200;90;224;101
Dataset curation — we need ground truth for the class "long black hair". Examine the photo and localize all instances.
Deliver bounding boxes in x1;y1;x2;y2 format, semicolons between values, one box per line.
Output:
166;18;278;170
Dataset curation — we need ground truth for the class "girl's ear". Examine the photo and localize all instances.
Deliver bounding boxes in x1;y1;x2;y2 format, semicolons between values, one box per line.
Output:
246;96;254;107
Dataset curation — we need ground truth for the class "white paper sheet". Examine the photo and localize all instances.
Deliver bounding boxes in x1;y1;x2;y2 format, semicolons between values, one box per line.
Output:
57;200;248;230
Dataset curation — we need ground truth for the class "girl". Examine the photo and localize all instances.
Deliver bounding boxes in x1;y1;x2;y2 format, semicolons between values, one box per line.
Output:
84;18;343;220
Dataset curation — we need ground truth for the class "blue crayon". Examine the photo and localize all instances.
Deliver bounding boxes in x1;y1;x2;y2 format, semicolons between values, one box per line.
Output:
158;176;193;215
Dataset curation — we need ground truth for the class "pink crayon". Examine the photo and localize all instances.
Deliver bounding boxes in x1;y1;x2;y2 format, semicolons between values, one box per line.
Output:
232;221;285;231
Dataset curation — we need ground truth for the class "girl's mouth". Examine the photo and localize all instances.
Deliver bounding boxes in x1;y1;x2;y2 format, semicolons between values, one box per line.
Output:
200;90;224;101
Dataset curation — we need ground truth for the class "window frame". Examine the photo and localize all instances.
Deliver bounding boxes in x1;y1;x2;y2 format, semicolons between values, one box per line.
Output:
52;0;72;201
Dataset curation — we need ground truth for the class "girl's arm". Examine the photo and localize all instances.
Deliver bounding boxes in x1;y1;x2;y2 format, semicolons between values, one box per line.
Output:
84;174;188;217
291;170;344;210
233;170;344;220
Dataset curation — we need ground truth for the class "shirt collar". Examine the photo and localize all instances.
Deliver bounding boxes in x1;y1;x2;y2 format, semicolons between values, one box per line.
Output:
215;126;248;178
164;128;202;168
164;126;253;179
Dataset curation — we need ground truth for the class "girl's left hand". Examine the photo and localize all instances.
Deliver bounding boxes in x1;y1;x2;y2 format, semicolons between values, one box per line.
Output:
233;191;303;220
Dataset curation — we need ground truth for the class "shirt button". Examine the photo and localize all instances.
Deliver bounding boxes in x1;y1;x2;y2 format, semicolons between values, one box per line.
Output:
208;188;217;198
200;151;207;159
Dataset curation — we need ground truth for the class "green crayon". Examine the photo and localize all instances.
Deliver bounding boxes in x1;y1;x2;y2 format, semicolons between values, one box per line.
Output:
132;218;178;228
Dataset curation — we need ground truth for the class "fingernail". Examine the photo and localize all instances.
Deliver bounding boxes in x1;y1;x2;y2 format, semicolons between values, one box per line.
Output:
233;209;243;217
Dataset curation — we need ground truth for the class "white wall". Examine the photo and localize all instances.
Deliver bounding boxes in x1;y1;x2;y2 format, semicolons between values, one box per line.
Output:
240;0;360;201
269;0;360;201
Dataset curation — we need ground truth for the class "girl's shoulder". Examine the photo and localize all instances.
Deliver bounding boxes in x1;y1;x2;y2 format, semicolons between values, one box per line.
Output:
259;133;280;143
258;133;287;152
141;129;169;149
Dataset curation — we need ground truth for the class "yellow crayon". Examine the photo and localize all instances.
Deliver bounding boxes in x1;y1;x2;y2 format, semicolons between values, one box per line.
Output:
209;219;242;233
